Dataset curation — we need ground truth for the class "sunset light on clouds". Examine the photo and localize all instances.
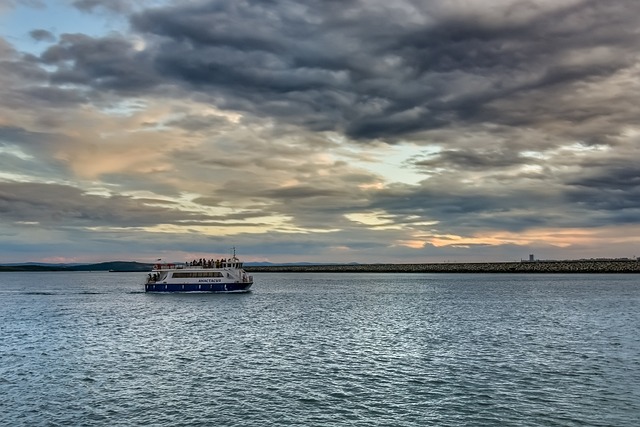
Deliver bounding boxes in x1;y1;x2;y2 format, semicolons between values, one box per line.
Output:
1;0;640;263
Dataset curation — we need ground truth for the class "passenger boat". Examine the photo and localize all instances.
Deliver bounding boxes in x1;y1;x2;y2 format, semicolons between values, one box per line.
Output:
144;252;253;293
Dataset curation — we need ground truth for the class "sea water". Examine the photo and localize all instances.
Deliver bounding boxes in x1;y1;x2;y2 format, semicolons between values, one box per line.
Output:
1;272;639;426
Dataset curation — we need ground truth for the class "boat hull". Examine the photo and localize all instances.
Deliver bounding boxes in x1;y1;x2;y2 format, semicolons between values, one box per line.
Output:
145;281;253;293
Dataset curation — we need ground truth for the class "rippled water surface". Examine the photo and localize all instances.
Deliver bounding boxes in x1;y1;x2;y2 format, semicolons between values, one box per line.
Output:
1;272;639;426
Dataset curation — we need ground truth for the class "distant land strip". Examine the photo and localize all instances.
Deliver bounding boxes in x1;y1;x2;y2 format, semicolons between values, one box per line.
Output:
0;261;152;272
245;260;640;274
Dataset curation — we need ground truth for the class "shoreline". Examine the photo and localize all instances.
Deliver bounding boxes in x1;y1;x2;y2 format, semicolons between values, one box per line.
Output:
245;260;640;274
2;259;639;273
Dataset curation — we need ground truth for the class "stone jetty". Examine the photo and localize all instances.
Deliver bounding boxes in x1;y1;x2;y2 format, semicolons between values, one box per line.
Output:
245;259;640;274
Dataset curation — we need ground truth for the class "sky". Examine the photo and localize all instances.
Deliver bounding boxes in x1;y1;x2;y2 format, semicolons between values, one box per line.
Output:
1;0;640;264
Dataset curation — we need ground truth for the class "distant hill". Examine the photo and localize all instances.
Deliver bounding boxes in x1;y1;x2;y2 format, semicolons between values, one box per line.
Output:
1;262;82;267
0;264;71;272
0;261;153;272
71;261;153;272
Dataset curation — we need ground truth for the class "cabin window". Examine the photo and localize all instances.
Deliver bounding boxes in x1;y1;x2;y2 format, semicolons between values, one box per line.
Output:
172;271;224;278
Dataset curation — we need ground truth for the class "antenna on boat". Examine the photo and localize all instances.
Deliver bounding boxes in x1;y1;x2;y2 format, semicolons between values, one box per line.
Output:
232;246;236;258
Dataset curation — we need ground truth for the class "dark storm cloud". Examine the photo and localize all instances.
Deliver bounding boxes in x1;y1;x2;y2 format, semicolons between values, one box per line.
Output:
39;33;160;92
27;0;640;141
364;149;640;234
361;180;570;234
0;181;210;227
1;37;91;112
263;185;347;200
123;0;640;139
29;29;55;42
414;148;529;170
0;48;47;82
22;85;90;106
71;0;132;14
565;165;640;216
570;164;640;191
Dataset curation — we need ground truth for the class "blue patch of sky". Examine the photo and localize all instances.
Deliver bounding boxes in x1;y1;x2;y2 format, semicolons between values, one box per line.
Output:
0;0;128;55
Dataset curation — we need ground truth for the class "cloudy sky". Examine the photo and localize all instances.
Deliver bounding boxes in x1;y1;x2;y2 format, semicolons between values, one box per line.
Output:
1;0;639;264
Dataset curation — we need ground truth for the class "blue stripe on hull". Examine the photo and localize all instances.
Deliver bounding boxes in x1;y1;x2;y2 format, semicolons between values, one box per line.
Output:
145;282;253;293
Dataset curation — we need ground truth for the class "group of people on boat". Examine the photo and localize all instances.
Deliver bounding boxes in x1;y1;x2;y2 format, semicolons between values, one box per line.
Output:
187;258;229;268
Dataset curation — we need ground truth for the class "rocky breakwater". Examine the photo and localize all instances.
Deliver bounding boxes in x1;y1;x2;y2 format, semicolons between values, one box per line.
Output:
245;260;640;274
